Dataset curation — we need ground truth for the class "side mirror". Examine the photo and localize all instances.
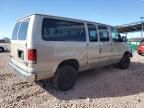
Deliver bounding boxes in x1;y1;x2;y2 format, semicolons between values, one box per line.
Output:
121;36;127;42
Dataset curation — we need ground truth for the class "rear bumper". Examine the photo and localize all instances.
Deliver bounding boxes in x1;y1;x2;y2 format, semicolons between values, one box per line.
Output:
8;62;36;82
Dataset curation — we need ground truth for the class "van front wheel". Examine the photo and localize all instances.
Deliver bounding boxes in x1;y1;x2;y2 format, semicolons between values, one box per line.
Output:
118;54;130;69
53;65;77;91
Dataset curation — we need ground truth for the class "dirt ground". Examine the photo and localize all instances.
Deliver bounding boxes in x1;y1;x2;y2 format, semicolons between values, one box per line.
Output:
0;52;144;108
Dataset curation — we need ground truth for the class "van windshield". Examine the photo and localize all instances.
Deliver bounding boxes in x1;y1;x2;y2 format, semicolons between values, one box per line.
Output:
111;27;122;42
12;18;30;40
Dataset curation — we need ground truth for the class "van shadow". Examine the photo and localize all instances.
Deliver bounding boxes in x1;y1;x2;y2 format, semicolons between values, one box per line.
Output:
36;62;144;100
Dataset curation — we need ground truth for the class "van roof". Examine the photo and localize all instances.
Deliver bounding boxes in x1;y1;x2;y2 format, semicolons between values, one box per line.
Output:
17;13;112;26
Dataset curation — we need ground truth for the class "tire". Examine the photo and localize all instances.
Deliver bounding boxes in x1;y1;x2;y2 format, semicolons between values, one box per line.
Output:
118;54;130;69
53;65;77;91
0;47;4;52
138;52;142;55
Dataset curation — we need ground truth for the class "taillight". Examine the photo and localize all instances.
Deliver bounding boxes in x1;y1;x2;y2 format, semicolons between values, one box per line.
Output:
28;49;37;64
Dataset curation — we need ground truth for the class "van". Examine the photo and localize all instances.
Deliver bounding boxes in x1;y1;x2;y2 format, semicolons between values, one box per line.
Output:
9;14;132;91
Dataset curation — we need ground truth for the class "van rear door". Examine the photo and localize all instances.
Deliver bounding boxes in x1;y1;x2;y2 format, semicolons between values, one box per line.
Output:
10;18;30;69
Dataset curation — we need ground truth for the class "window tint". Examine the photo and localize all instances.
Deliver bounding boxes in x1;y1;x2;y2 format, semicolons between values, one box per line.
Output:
12;22;21;40
98;25;109;42
111;27;121;42
18;19;30;40
87;24;98;42
42;18;86;41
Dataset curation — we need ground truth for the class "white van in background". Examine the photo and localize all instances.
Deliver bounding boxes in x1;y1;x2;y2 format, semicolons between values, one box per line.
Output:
0;43;9;52
9;14;132;91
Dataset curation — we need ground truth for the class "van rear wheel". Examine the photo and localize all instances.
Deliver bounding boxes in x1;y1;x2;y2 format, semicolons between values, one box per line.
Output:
118;54;130;69
53;65;77;91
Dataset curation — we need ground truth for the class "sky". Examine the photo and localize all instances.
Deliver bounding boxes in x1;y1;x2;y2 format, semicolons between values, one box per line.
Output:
0;0;144;39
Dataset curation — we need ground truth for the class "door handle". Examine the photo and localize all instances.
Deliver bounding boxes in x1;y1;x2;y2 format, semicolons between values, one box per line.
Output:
99;48;102;53
87;43;89;46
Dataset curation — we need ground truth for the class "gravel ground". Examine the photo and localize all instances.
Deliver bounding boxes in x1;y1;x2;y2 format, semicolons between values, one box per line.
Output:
0;52;144;108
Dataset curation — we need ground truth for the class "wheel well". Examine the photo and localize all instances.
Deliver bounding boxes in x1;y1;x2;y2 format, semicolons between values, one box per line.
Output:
124;51;132;57
58;59;79;71
0;47;4;50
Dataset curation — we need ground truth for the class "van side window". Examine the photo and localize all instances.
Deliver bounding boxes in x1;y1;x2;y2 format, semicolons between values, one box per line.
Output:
42;18;86;42
87;24;98;42
111;27;121;42
12;22;21;40
18;19;30;40
98;25;109;42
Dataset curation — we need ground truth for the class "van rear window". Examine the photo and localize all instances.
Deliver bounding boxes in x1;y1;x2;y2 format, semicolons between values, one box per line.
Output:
12;22;20;40
12;19;30;40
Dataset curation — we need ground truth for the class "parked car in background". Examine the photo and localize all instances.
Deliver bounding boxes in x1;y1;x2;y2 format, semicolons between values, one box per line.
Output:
0;38;10;52
9;14;132;91
137;39;144;55
0;43;9;52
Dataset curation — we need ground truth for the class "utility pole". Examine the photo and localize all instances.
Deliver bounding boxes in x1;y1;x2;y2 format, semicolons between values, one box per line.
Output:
140;17;144;38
